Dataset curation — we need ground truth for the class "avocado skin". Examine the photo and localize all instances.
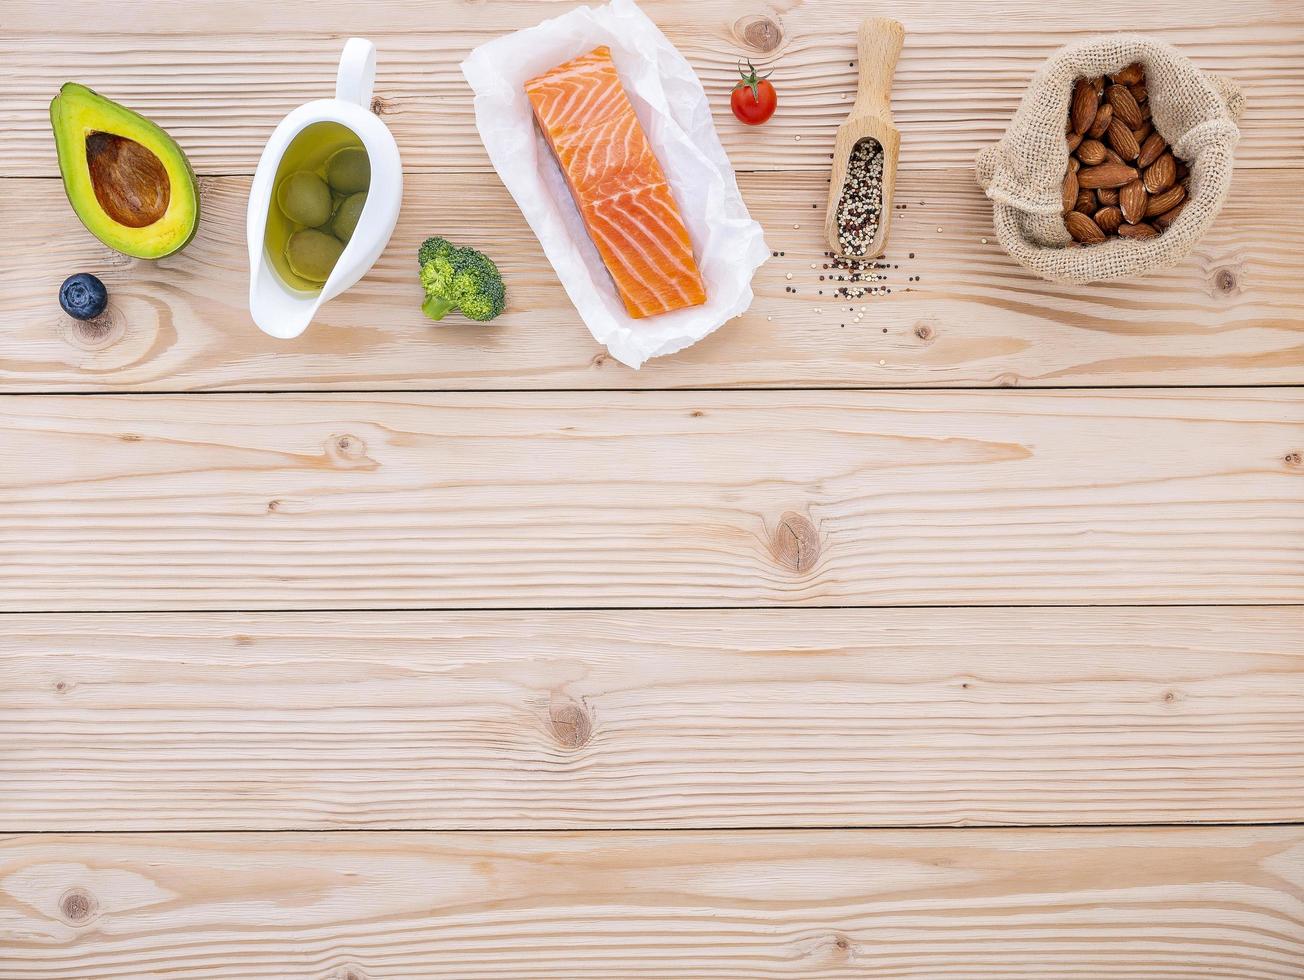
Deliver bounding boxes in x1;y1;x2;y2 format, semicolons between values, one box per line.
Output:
50;83;199;259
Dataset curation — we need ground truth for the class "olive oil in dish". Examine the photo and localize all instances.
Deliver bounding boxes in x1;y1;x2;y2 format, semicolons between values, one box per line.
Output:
263;121;370;291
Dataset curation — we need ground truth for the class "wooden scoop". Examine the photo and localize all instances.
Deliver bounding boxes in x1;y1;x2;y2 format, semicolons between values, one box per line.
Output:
824;17;905;260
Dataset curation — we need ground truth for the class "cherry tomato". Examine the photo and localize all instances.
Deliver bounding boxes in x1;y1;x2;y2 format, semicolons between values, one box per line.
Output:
731;60;776;125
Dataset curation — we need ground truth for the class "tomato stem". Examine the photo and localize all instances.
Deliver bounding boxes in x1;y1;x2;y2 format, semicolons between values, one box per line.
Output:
734;59;773;102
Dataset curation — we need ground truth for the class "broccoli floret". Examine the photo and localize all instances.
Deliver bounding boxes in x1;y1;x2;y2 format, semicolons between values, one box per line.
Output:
418;235;453;268
419;242;506;323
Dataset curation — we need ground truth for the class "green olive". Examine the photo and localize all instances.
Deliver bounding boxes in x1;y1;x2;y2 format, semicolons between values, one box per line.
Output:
331;192;367;243
285;228;344;282
276;171;332;227
326;146;370;194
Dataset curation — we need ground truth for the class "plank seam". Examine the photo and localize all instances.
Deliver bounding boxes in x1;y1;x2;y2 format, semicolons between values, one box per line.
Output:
6;821;1304;835
4;384;1304;395
4;603;1303;614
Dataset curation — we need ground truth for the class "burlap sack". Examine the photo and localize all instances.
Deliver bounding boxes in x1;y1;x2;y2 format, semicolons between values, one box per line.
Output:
976;35;1242;285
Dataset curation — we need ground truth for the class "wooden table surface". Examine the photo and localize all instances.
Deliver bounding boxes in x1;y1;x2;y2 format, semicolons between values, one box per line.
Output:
2;1;1302;976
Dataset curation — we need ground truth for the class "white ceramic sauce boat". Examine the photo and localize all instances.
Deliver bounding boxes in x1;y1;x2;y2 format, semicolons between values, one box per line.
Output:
246;37;402;339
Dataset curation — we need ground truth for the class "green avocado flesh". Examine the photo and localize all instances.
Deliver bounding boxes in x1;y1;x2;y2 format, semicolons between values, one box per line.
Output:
50;83;199;259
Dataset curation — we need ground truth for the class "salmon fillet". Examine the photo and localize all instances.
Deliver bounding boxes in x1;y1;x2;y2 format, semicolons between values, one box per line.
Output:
525;47;707;319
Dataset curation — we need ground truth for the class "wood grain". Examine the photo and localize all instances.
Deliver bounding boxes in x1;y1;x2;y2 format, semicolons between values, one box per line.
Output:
3;608;1302;830
2;390;1300;610
1;1;1299;175
3;828;1304;978
0;1;1300;970
2;170;1300;391
8;0;1300;34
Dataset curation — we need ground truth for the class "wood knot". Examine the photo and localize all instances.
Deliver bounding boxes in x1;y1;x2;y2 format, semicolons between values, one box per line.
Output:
590;352;609;368
267;499;281;512
770;511;820;573
233;634;255;647
1283;452;1302;468
996;372;1020;388
54;679;71;694
63;306;125;351
548;696;593;749
690;410;705;418
324;433;377;469
808;932;855;963
334;969;367;980
59;888;97;924
120;432;142;442
734;14;784;53
370;95;395;115
1212;266;1239;294
913;320;937;342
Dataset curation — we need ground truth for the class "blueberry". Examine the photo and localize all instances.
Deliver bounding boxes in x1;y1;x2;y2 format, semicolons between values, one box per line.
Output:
59;273;108;321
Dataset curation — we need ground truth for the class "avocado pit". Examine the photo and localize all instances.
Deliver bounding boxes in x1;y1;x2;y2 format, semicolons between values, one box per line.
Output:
85;131;170;228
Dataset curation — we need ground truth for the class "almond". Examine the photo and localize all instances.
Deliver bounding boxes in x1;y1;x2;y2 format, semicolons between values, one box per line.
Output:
1062;167;1079;213
1076;139;1108;165
1112;62;1144;86
1093;206;1123;234
1086;103;1113;139
1153;200;1186;228
1118;222;1158;239
1070;79;1098;135
1060;66;1178;247
1107;119;1140;161
1106;83;1143;128
1119;179;1148;224
1145;183;1186;217
1078;162;1139;189
1065;210;1107;244
1136;132;1165;169
1143;152;1176;194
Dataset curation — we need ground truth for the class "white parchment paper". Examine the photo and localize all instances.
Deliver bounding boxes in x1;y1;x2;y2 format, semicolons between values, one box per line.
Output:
461;0;769;368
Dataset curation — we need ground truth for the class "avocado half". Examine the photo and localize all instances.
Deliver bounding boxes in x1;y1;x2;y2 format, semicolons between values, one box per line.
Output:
50;83;199;259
